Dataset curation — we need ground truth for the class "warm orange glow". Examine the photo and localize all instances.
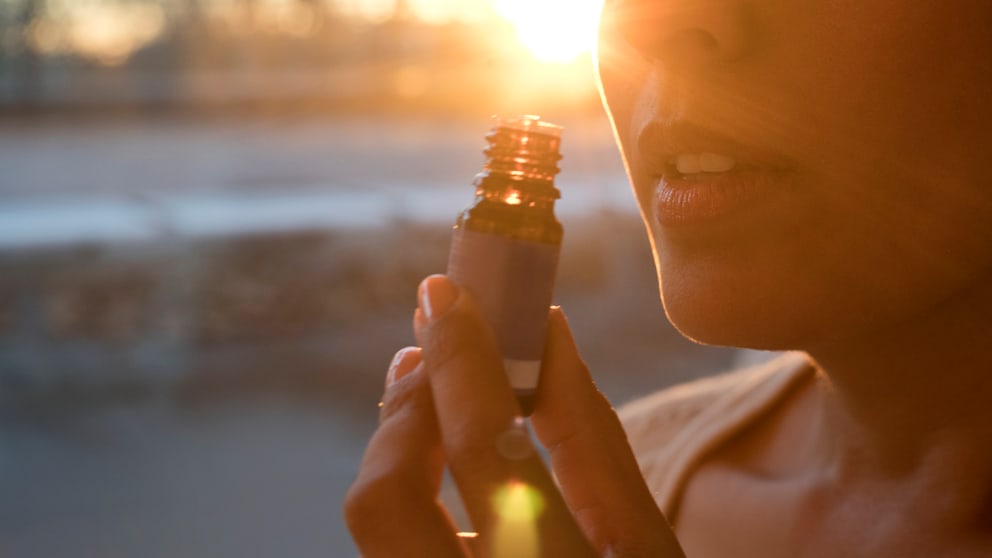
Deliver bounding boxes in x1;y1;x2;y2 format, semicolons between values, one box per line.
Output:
406;0;493;24
26;1;165;66
492;0;603;63
504;191;523;205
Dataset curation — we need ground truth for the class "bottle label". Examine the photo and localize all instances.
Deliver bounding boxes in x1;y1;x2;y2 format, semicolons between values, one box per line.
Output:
447;228;560;396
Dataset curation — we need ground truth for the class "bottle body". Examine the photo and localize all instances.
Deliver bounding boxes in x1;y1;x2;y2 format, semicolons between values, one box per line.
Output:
446;116;564;416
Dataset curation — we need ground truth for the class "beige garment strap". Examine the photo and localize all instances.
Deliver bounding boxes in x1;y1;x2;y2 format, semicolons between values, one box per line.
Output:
621;353;815;521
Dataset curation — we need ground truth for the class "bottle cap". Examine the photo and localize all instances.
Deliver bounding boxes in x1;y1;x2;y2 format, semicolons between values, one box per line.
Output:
483;115;563;185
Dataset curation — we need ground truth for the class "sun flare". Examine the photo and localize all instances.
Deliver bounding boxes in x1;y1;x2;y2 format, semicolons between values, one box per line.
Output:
492;0;603;63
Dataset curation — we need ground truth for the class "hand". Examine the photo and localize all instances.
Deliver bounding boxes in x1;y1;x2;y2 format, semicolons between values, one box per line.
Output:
345;275;685;557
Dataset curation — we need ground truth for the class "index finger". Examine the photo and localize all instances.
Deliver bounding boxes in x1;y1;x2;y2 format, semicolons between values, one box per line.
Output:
413;275;596;557
345;356;466;558
532;308;686;556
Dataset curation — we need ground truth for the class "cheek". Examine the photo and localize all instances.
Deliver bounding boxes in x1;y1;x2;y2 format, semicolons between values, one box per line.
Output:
598;63;659;215
599;0;992;349
655;176;992;351
791;2;992;178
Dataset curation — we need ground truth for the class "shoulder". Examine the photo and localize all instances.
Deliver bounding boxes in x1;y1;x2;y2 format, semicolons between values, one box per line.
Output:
618;352;810;447
618;352;814;516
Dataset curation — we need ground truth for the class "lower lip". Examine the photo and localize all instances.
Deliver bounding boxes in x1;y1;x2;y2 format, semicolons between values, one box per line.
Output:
653;169;793;227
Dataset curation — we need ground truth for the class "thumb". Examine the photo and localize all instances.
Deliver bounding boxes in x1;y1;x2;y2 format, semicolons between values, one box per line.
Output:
530;307;685;557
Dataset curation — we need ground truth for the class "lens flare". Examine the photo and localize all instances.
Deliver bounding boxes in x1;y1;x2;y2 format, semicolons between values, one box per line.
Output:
490;480;544;558
494;480;545;521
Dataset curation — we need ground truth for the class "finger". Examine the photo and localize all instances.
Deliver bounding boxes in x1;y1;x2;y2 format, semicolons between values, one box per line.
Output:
344;352;467;558
456;532;481;556
530;307;686;557
379;346;423;423
414;275;596;556
383;346;421;392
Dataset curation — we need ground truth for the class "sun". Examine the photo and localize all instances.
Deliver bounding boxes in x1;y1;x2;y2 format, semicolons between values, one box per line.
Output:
492;0;604;63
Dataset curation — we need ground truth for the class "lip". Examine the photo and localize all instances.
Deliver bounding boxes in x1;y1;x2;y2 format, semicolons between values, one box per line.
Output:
636;121;796;228
654;169;793;224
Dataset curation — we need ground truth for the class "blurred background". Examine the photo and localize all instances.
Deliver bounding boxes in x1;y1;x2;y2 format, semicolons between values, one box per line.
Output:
0;1;743;556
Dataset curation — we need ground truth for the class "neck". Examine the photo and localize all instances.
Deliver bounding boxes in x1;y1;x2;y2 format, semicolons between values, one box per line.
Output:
805;279;992;525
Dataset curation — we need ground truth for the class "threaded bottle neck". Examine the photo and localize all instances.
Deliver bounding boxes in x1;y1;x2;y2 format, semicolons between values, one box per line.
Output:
478;116;563;194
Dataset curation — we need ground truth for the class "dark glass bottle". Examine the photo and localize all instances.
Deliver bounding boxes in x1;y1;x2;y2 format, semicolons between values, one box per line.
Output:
447;116;564;416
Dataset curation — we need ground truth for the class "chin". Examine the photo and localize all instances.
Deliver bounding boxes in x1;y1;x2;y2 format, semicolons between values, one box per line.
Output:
655;256;823;351
662;295;791;350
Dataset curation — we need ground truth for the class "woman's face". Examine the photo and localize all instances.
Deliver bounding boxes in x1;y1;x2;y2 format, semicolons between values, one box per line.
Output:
598;0;992;351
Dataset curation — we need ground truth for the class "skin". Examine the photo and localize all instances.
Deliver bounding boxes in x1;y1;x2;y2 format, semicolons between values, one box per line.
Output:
346;281;684;556
346;0;992;555
598;0;992;555
598;0;992;353
345;282;682;558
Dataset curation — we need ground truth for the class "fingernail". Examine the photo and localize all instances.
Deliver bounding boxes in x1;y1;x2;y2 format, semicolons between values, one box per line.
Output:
418;275;458;320
386;346;421;387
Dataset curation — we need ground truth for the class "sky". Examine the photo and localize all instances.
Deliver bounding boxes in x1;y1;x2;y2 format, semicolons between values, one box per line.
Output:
336;0;604;62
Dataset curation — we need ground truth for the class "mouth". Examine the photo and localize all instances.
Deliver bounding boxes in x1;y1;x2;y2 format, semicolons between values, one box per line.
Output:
666;152;739;177
638;121;791;178
636;122;797;226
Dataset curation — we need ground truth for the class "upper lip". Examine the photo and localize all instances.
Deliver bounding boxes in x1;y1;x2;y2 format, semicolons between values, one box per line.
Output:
636;120;793;177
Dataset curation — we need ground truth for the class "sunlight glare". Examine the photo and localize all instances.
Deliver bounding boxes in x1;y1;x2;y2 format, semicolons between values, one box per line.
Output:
491;481;544;558
492;0;603;63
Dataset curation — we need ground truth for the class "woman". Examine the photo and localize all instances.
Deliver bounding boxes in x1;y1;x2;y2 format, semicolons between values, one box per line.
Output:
345;0;992;555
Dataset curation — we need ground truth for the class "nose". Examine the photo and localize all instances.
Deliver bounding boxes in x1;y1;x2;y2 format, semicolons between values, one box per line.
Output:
601;0;751;69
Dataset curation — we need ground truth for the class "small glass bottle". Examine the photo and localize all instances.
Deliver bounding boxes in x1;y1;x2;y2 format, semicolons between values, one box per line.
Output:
447;115;564;416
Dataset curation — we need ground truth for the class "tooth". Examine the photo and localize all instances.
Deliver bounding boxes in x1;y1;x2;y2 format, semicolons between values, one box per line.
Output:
699;153;736;173
675;154;701;174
